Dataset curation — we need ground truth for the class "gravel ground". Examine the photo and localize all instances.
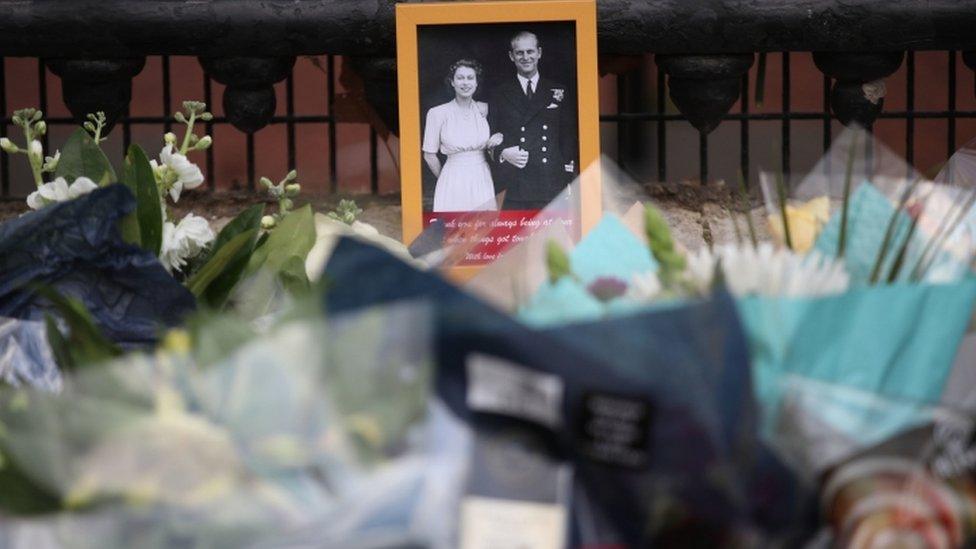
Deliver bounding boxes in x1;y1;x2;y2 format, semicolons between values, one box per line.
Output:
0;182;771;251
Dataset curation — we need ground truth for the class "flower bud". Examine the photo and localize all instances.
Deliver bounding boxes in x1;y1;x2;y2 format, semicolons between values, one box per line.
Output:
164;132;177;145
199;112;214;122
31;110;43;122
174;112;187;124
34;121;46;136
259;176;274;189
261;215;276;229
196;135;212;149
285;183;301;196
0;138;17;154
29;140;43;158
285;169;298;182
280;198;293;211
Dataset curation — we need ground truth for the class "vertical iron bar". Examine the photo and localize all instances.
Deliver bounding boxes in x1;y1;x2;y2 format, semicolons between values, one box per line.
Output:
122;104;131;153
37;60;49;154
286;72;296;171
740;72;750;186
699;132;708;184
822;74;831;154
246;132;255;191
162;56;172;134
327;55;338;194
0;58;8;196
370;126;379;195
781;52;791;177
906;52;915;170
656;65;666;182
616;74;627;173
948;50;957;155
203;68;215;190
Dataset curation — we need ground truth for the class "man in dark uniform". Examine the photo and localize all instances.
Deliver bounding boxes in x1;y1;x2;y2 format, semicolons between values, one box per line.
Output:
488;31;578;210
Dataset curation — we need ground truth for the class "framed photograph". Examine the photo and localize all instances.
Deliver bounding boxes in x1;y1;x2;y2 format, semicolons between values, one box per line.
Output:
396;0;601;278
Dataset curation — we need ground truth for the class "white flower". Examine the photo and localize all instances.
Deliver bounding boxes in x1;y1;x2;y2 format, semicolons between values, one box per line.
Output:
627;271;663;301
42;150;60;171
26;176;98;210
305;213;413;281
683;243;850;298
158;144;204;202
159;213;215;273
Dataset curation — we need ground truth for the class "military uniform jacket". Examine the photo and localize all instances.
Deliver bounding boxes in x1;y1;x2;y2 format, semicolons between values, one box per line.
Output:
487;75;578;209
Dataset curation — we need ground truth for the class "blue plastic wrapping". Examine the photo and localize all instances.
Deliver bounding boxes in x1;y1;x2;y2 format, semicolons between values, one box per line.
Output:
323;238;808;546
0;317;61;391
0;185;196;346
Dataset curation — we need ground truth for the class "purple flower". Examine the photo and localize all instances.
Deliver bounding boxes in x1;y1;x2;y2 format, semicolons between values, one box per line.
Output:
587;276;629;302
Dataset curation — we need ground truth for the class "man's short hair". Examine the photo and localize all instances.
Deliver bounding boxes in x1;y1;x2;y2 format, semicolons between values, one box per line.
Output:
509;31;540;51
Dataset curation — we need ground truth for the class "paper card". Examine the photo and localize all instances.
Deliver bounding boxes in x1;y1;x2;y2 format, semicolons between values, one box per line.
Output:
459;496;566;549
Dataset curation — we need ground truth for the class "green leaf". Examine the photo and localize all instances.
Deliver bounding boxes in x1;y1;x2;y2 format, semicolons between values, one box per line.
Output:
183;310;256;367
186;229;259;298
278;255;311;295
249;205;316;276
54;128;116;186
546;240;571;284
122;145;163;256
644;203;686;285
198;205;265;308
200;204;264;265
35;286;120;370
0;443;61;515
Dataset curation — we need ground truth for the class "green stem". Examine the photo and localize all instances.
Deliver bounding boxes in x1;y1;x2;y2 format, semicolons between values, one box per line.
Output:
910;187;976;281
737;169;758;247
179;112;196;154
775;169;793;250
868;178;919;284
886;216;921;283
837;134;860;258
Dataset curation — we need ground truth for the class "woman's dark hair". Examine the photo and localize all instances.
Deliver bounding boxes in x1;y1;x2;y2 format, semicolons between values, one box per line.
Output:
445;59;483;86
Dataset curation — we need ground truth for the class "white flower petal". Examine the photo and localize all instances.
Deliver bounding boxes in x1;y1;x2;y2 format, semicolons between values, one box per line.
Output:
158;214;215;273
26;190;46;210
67;177;98;199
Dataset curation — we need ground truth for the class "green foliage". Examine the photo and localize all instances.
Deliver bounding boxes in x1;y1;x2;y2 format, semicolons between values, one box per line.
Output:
195;205;265;308
278;255;311;296
55;128;116;186
183;311;256;367
644;203;686;285
0;433;61;515
122;145;163;256
546;240;571;284
774;170;793;251
327;199;364;225
186;229;259;299
837;133;860;258
248;205;316;277
36;286;120;371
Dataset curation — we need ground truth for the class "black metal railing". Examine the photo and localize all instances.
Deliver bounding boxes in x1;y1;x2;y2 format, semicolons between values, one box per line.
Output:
0;55;393;199
1;1;975;198
605;51;976;186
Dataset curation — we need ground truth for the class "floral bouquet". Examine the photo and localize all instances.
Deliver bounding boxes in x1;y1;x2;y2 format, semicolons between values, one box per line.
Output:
0;299;470;548
323;237;808;546
507;130;976;482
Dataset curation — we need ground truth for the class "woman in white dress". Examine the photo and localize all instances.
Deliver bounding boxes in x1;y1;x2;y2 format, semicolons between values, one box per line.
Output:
423;59;503;212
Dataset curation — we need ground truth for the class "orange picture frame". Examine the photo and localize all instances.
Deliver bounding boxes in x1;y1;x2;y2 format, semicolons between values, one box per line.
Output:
396;0;602;279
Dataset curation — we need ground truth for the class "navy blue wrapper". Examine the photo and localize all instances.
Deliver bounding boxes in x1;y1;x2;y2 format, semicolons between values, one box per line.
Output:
0;184;196;346
323;237;811;546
